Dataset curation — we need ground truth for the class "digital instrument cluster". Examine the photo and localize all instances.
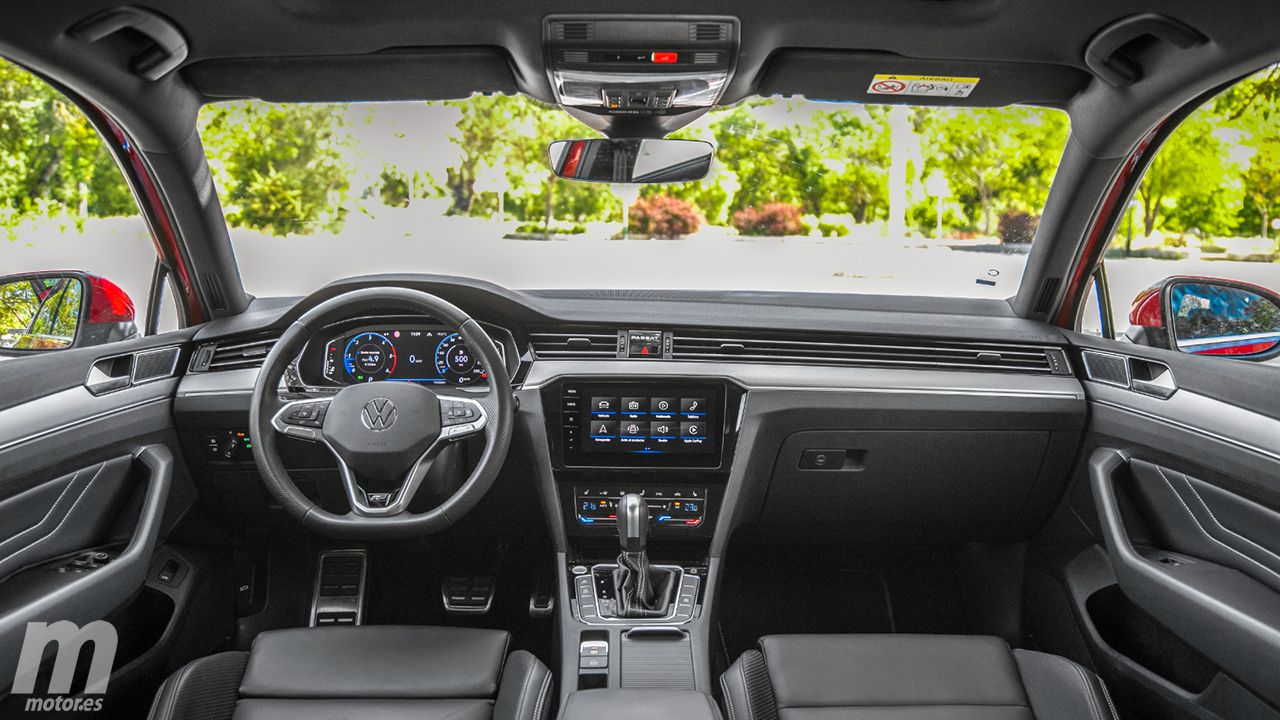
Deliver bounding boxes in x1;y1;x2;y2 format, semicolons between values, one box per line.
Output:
322;325;491;386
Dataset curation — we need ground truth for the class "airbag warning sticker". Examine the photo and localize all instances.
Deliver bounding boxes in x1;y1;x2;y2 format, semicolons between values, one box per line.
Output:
867;74;979;98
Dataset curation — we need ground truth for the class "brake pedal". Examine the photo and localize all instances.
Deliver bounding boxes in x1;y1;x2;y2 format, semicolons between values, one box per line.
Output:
442;576;495;614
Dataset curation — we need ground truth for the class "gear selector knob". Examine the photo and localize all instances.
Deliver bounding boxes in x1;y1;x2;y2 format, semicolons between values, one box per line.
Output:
618;493;648;553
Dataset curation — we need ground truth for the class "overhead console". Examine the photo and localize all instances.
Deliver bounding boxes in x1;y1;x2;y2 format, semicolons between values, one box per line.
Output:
544;15;740;136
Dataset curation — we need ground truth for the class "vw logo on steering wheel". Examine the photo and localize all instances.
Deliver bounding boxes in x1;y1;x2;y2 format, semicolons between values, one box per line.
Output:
360;397;398;431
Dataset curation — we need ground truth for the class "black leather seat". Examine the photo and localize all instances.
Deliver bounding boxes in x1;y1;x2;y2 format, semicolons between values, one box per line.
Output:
147;626;552;720
722;634;1117;720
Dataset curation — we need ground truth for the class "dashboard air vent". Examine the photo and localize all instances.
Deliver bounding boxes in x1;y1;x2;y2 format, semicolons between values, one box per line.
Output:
561;50;589;63
556;22;594;41
529;331;617;359
690;22;727;41
190;336;277;372
670;331;1057;374
693;52;720;64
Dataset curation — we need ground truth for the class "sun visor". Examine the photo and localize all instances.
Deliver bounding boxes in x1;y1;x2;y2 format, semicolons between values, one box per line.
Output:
185;48;517;102
755;51;1090;108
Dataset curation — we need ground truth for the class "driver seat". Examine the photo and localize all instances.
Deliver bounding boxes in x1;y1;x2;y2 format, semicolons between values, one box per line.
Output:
146;626;553;720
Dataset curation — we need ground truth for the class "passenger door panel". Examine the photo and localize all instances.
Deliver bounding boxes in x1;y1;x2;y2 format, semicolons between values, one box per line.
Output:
1061;332;1280;717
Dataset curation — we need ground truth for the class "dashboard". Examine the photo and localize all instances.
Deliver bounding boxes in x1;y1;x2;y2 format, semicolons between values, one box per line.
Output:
175;274;1087;546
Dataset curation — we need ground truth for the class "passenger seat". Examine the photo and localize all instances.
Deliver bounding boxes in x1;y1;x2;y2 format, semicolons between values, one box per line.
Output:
721;634;1117;720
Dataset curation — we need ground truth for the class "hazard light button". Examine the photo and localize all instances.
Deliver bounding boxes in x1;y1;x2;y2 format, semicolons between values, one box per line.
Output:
651;51;678;64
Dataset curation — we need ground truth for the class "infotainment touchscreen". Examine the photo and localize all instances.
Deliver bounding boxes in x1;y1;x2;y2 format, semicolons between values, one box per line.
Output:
560;383;724;468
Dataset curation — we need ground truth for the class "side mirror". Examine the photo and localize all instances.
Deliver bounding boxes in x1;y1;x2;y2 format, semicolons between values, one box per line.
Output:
548;138;714;184
0;271;138;355
1126;276;1280;360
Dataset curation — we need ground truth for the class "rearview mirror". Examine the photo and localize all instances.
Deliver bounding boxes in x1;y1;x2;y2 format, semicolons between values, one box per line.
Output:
548;138;713;184
1126;276;1280;360
0;271;138;356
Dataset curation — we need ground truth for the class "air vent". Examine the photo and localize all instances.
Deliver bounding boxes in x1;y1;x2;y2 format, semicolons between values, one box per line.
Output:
131;346;180;383
529;331;618;359
190;336;276;372
690;22;727;41
670;331;1056;374
556;22;594;41
562;50;589;63
693;52;720;64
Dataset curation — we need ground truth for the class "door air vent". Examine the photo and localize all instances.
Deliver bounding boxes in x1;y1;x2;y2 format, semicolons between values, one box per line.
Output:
556;22;594;41
529;331;618;359
690;22;727;41
190;336;277;372
670;331;1059;374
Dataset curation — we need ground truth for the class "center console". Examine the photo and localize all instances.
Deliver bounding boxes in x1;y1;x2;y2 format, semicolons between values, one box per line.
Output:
545;379;740;546
540;376;744;696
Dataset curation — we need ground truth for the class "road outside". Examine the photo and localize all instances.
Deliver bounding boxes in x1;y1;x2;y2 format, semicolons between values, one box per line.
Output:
2;212;1277;336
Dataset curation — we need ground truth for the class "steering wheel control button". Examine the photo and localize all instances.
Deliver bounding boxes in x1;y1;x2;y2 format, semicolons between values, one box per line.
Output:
284;400;329;428
799;449;846;470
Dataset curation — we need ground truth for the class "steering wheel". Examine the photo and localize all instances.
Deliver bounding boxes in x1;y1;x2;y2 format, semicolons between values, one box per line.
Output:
249;287;514;539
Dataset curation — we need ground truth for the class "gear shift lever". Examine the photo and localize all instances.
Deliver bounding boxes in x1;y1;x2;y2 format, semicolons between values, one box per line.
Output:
618;492;648;553
612;493;677;618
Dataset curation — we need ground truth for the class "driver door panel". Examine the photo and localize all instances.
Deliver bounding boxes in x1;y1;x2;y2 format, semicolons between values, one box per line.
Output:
0;333;194;694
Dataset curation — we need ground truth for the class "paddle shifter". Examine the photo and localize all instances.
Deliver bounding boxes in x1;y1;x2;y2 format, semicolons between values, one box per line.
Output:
612;493;678;618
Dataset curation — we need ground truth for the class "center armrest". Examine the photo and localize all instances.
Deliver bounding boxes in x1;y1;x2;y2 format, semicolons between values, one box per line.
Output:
560;689;722;720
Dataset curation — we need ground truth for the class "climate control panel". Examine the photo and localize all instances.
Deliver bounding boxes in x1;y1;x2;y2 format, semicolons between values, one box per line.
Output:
574;486;706;528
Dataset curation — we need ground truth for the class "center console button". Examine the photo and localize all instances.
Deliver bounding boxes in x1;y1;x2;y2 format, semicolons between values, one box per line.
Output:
680;397;708;415
589;397;619;415
588;420;617;440
651;397;677;416
620;421;648;438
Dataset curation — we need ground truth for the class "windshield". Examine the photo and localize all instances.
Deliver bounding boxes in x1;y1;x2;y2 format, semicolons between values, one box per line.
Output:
197;97;1068;299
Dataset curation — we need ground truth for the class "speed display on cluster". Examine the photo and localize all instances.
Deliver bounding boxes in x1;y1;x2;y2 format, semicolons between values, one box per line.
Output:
323;326;489;386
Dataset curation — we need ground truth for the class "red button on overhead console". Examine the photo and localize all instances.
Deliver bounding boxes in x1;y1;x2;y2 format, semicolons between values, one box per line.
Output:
651;52;678;64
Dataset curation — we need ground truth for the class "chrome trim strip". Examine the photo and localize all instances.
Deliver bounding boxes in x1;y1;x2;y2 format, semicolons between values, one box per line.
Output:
0;395;170;454
1092;397;1280;464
